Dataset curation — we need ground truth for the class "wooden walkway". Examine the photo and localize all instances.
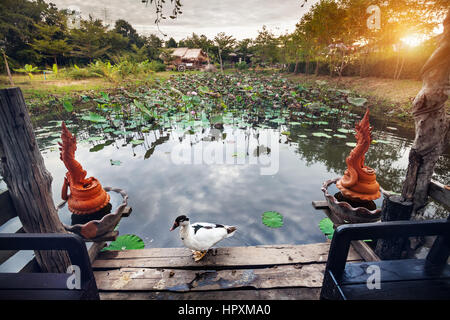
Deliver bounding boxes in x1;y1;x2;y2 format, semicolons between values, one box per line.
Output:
92;243;363;300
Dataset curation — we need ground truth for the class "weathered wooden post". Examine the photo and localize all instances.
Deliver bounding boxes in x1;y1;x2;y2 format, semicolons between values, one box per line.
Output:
0;87;71;273
374;195;414;259
401;10;450;216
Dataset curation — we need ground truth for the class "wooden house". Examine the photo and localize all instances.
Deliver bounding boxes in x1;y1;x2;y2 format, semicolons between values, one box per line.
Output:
166;47;209;70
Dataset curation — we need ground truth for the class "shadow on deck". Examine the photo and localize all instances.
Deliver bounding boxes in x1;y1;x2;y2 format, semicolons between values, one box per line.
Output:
92;243;363;300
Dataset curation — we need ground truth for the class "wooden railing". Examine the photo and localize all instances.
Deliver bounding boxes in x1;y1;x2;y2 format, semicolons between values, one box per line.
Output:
0;188;130;272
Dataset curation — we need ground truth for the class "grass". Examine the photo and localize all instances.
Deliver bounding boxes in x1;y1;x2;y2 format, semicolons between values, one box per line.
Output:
0;70;201;99
286;73;450;126
287;74;422;105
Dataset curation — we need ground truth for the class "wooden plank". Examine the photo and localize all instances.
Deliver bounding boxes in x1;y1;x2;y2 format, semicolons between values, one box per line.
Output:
312;200;329;210
429;180;450;209
0;190;17;227
99;287;321;300
93;243;362;269
94;264;326;292
351;240;380;262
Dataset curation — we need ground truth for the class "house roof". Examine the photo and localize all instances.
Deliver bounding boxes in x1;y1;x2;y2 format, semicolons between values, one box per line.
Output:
170;47;207;60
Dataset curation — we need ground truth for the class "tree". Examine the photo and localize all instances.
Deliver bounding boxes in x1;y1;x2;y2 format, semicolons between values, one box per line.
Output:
70;17;111;62
214;32;236;71
401;9;450;217
253;26;279;66
235;38;254;64
0;0;51;66
166;37;177;48
114;19;144;49
31;23;72;67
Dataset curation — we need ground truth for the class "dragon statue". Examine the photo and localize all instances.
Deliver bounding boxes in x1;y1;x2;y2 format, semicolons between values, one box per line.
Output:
336;108;381;201
59;122;110;215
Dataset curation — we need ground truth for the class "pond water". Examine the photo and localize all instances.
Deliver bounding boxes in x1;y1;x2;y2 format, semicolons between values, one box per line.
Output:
1;73;449;259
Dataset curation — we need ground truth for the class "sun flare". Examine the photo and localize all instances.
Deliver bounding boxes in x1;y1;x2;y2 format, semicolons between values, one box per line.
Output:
401;34;425;47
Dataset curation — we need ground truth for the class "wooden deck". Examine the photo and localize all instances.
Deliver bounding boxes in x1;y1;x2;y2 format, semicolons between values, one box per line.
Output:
92;242;363;300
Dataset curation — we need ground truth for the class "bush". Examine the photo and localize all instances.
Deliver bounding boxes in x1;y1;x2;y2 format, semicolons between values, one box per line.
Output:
236;61;248;70
65;64;98;79
145;60;166;72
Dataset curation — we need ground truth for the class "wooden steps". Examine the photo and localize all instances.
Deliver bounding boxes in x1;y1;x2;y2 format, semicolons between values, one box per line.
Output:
93;243;362;300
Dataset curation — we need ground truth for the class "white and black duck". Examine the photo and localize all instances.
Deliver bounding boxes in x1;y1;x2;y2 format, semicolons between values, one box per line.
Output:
170;215;237;261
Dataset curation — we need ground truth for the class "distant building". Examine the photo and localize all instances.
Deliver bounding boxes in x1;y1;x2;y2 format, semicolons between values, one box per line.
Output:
168;48;209;69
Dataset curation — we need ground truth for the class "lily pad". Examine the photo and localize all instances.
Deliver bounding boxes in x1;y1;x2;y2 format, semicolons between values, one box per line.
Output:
337;128;353;134
262;211;283;228
312;132;332;139
110;159;122;166
319;218;334;239
102;234;145;251
81;112;107;123
63;99;73;112
347;97;367;107
130;139;145;145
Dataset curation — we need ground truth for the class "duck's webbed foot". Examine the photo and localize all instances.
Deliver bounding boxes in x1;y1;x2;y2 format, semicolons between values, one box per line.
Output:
192;250;208;261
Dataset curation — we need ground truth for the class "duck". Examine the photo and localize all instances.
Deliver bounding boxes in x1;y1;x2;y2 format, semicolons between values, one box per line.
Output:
170;215;237;261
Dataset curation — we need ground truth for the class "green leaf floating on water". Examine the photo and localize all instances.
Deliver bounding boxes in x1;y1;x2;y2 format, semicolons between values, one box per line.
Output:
130;139;145;145
62;99;73;112
262;211;283;228
81;112;107;123
319;218;335;239
333;134;347;139
102;234;145;251
347;97;368;107
346;142;357;147
110;159;122;166
312;132;332;139
337;128;353;134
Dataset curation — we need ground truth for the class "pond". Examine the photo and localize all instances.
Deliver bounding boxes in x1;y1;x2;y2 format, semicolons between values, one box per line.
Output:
1;72;449;255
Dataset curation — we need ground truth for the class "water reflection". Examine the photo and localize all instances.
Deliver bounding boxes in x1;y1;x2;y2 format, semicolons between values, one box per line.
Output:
3;109;448;249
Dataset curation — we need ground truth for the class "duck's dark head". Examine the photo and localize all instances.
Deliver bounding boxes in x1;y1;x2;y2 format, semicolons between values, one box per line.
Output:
170;215;189;231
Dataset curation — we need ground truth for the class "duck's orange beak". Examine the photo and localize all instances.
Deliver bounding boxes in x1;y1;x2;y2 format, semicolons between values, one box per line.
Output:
170;222;179;231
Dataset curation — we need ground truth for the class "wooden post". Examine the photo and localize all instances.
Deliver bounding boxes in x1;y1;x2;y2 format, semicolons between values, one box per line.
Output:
0;87;71;273
374;195;414;260
401;10;450;216
1;50;14;86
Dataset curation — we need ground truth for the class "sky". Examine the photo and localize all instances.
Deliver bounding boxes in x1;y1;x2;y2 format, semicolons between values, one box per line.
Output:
45;0;318;41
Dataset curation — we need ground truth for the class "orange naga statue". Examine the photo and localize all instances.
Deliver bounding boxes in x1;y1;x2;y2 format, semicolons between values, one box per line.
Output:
336;108;381;201
59;122;110;215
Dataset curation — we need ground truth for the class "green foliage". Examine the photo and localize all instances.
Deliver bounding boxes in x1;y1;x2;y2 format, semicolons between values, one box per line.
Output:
13;64;39;79
102;234;145;251
110;159;122;166
319;218;334;239
145;60;166;72
81;112;107;123
62;98;73;112
262;211;284;228
236;61;248;70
